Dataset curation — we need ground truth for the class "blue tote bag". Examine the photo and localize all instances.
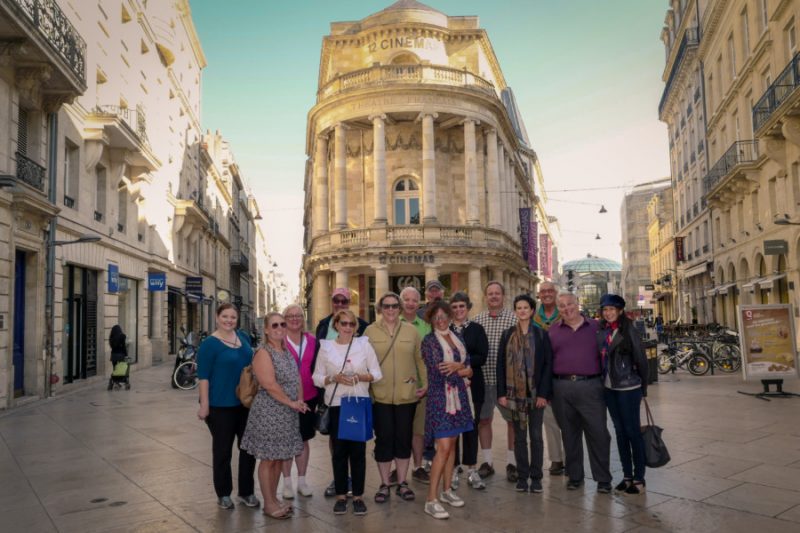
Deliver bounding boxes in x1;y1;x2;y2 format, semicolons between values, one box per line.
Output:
338;396;373;442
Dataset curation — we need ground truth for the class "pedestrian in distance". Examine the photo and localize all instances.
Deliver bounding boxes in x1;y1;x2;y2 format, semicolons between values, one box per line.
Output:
548;292;613;493
597;294;649;495
313;309;383;517
280;304;318;499
108;324;130;390
496;294;553;493
421;301;473;520
241;312;308;520
448;291;489;490
365;292;427;504
196;303;258;511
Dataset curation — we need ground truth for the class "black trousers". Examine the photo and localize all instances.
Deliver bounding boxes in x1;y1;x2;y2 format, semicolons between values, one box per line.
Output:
206;405;256;498
329;406;366;497
455;402;482;467
372;402;416;462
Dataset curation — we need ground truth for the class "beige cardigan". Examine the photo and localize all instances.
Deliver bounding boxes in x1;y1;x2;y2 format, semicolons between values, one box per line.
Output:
365;319;427;405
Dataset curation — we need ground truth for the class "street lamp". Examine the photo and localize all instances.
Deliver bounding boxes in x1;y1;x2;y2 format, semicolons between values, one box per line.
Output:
45;233;102;397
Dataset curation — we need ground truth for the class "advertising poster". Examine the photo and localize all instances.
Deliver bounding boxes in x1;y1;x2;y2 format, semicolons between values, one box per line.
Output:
737;304;798;381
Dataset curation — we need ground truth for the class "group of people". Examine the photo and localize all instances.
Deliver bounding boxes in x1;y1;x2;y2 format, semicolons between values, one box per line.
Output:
194;279;650;521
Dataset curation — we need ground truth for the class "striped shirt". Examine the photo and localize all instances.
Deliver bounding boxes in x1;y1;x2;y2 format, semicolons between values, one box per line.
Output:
474;308;517;386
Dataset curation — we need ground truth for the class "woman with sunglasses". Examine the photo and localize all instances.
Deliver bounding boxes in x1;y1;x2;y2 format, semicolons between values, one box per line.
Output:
241;312;308;520
365;292;427;504
197;303;258;511
280;304;318;499
313;309;382;517
421;301;473;520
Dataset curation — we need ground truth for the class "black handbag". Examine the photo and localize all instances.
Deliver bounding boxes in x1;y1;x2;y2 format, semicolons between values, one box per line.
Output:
314;337;353;435
641;399;670;468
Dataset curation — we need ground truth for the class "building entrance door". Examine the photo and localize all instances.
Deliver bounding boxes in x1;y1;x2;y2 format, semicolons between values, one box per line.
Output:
13;250;26;397
63;266;98;382
167;288;178;354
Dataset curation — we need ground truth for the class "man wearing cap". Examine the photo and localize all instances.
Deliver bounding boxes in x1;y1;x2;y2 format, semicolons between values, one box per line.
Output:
532;281;566;476
548;291;612;493
473;280;518;483
417;280;445;319
315;287;369;498
315;287;369;340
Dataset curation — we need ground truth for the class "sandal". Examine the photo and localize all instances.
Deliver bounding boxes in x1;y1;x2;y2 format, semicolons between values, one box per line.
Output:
374;484;390;503
396;482;415;501
264;508;292;520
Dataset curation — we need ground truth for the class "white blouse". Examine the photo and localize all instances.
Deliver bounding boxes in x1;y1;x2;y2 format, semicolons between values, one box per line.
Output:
313;336;383;406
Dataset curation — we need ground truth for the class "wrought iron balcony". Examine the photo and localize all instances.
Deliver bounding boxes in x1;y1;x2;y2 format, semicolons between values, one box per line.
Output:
95;105;148;143
753;51;800;132
659;27;700;116
702;140;759;195
5;0;87;84
14;152;45;192
318;64;496;102
230;251;250;271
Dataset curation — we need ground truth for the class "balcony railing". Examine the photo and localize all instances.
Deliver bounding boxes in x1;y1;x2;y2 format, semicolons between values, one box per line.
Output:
95;104;148;143
9;0;87;83
659;27;700;115
702;140;759;195
14;152;45;192
230;251;250;271
753;51;800;132
318;64;496;102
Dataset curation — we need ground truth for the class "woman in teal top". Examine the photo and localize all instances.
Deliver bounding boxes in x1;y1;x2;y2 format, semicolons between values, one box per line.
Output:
197;303;258;510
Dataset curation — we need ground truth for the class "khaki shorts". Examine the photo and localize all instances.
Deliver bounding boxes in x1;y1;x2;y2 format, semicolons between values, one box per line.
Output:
413;397;426;436
480;384;512;422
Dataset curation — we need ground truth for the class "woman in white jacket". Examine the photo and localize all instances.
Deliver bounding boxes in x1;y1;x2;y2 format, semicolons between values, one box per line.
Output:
313;309;382;517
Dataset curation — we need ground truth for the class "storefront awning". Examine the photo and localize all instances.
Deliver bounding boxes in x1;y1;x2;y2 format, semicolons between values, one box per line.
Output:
717;282;737;295
683;262;708;278
741;278;760;290
756;273;786;290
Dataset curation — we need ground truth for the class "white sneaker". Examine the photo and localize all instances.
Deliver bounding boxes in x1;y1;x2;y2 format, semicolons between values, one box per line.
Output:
467;470;486;490
451;470;460;491
439;490;465;508
297;481;313;497
424;499;449;519
282;480;294;500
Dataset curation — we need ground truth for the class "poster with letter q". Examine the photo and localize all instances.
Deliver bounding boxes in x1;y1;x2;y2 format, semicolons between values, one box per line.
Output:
737;304;798;381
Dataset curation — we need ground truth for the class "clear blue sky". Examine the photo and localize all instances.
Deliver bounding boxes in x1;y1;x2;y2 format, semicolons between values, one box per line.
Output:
191;0;671;291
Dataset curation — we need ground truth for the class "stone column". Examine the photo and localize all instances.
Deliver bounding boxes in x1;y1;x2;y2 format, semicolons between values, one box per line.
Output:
498;144;507;233
312;271;330;325
464;119;480;225
370;114;388;225
334;123;347;229
375;265;389;299
485;129;501;229
468;266;482;302
334;268;349;290
314;133;329;236
421;112;438;223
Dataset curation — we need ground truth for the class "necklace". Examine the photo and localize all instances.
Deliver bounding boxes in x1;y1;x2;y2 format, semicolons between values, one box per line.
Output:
217;333;240;348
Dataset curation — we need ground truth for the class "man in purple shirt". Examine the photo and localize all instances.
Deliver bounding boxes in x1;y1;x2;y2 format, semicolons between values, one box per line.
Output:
547;292;612;493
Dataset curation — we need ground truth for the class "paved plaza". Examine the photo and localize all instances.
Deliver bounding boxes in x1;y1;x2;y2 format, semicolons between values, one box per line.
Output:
2;365;800;533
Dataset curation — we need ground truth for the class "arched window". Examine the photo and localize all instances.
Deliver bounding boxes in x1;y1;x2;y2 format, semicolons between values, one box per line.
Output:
393;177;420;225
390;52;420;65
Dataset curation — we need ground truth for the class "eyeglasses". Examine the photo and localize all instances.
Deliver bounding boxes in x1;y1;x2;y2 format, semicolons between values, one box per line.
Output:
450;303;467;309
338;321;356;328
381;303;400;310
332;298;350;305
270;322;287;329
285;314;304;319
432;314;450;322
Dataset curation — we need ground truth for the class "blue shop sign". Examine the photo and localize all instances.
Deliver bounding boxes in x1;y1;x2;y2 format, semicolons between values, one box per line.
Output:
108;264;119;293
148;272;166;291
186;276;203;298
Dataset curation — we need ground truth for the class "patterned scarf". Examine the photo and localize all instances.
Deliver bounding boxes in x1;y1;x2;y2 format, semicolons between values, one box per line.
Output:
505;328;536;428
435;330;466;415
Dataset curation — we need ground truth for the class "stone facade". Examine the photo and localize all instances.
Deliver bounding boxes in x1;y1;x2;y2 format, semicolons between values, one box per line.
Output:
301;1;556;323
660;0;800;335
647;187;677;322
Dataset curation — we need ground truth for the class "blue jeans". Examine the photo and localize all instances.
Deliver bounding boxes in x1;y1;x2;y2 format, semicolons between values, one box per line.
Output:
604;388;646;482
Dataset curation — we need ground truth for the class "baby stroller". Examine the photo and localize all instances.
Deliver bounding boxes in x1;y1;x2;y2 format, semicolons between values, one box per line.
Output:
108;325;131;390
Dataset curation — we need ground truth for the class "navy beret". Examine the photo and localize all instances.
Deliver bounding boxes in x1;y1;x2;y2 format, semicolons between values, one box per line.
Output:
599;294;626;309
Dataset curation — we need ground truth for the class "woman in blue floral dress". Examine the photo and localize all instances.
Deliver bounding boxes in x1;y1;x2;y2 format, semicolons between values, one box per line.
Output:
421;301;473;520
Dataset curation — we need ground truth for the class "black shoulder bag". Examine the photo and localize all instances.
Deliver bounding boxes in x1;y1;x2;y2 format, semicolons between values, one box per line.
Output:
314;337;354;435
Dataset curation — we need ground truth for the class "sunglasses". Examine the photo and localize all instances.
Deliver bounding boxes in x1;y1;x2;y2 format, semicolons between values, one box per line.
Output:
337;321;356;328
381;303;400;310
332;298;350;305
450;303;467;309
285;314;304;319
270;322;287;329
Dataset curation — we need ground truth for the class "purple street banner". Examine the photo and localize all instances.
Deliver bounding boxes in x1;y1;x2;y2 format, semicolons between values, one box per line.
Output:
529;217;538;272
519;207;530;262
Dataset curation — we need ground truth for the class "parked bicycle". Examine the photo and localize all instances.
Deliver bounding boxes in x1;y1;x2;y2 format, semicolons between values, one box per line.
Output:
172;327;207;390
658;341;711;376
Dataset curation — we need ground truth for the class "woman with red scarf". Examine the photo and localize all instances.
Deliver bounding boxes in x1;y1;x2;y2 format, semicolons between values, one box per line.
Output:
596;294;649;495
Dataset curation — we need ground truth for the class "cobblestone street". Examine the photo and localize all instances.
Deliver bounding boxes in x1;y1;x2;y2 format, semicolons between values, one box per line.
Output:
2;365;800;532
